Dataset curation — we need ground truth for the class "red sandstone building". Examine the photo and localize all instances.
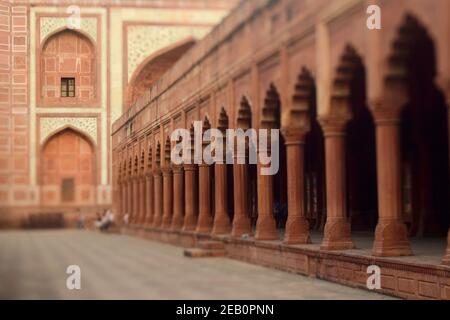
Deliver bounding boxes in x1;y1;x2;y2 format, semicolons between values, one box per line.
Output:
1;0;450;300
111;0;450;299
0;0;234;227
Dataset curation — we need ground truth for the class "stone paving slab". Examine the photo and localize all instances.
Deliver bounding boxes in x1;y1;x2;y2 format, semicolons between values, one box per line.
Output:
0;230;395;300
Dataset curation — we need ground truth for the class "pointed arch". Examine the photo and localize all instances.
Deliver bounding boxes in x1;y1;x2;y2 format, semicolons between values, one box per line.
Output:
217;107;229;133
331;44;365;115
164;136;172;167
261;83;281;129
40;127;96;206
155;141;162;168
147;145;153;172
387;14;449;236
126;37;197;108
237;96;252;129
40;28;97;105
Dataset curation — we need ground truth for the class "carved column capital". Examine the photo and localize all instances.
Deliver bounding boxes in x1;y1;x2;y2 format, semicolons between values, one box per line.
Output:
281;127;308;145
318;116;348;137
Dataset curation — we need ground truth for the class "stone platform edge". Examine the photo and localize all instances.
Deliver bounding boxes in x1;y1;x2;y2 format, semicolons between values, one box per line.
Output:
119;226;450;300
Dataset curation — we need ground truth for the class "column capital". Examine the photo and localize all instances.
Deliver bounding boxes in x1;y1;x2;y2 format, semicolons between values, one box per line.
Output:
162;166;172;175
318;116;348;137
370;99;404;125
153;168;162;176
184;163;197;171
172;165;184;174
281;127;308;144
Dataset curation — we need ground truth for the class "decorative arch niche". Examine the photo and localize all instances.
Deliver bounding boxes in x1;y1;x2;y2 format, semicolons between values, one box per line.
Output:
40;127;97;206
39;28;98;106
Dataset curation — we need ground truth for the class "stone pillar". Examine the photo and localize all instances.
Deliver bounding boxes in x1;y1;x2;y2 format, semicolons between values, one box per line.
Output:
152;169;163;228
161;167;173;229
116;180;122;223
139;176;147;225
231;161;252;238
171;165;184;230
196;163;213;233
282;129;311;244
255;158;278;240
372;106;412;256
182;164;198;231
127;178;133;224
212;162;230;235
443;231;450;265
441;85;450;265
121;180;127;220
145;173;154;227
320;120;354;250
133;178;140;225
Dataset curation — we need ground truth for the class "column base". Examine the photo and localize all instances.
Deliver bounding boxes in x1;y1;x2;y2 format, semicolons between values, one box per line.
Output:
372;219;413;256
284;217;311;245
161;216;172;229
182;216;197;232
196;214;213;233
442;229;450;265
170;216;184;231
255;216;278;241
442;252;450;266
152;216;162;228
320;219;354;250
231;217;252;239
211;214;231;235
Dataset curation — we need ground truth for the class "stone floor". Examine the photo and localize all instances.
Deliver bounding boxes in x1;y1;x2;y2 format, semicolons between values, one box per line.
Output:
0;230;395;300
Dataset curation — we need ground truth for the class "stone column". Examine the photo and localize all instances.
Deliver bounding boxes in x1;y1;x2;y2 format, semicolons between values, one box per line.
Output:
161;167;173;229
127;178;133;224
441;86;450;265
231;161;252;238
121;180;127;221
196;163;213;233
139;176;147;225
320;120;354;250
132;177;140;225
182;164;198;231
443;231;450;265
145;173;154;227
212;161;230;235
152;169;163;228
255;158;278;240
282;129;311;244
372;106;412;256
171;165;184;230
116;179;122;223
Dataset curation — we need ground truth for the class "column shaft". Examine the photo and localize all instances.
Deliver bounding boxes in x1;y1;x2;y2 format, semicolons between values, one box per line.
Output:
152;170;163;228
255;162;278;240
321;126;354;250
139;177;146;225
183;165;198;231
196;164;213;233
171;166;184;230
121;181;127;219
161;168;173;228
373;118;412;256
132;178;139;225
283;137;310;244
212;163;230;234
231;163;252;238
145;174;154;227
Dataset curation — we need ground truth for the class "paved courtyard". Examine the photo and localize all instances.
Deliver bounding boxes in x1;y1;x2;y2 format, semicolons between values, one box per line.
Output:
0;230;394;300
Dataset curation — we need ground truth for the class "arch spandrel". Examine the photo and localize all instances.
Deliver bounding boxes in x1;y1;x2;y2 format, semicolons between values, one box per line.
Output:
40;117;97;146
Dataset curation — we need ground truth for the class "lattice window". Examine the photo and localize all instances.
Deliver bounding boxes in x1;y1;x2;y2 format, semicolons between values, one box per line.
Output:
61;78;75;97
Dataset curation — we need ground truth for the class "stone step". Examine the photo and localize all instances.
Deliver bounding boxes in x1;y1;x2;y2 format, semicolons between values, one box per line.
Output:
197;240;225;250
183;248;227;258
